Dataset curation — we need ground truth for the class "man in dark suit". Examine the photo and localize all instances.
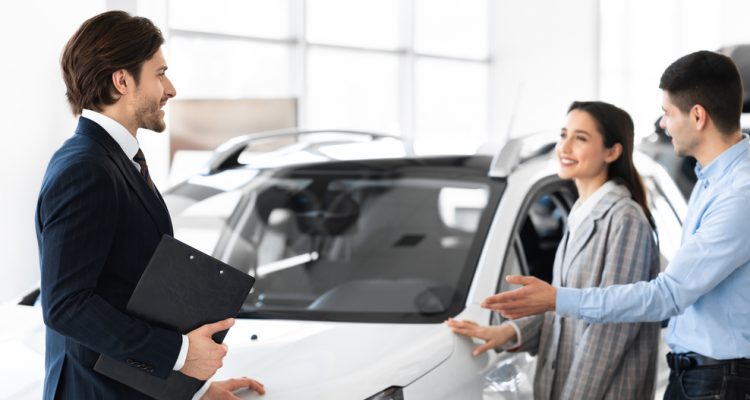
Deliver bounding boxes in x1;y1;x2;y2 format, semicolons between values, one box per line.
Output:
36;11;265;399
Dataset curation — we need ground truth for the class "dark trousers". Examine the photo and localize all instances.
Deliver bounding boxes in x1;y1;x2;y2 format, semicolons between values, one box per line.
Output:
664;358;750;399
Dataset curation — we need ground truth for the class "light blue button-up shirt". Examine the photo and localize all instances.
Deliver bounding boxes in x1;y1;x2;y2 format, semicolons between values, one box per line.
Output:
557;136;750;359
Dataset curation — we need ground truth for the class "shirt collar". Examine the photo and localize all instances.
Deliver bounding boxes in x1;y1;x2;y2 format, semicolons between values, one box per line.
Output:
694;134;750;188
568;180;618;234
81;109;140;161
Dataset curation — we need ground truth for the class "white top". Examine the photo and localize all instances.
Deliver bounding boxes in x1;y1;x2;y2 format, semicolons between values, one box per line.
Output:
567;180;618;237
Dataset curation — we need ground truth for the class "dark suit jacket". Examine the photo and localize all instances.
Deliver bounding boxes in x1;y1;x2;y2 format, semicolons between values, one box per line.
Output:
36;117;181;399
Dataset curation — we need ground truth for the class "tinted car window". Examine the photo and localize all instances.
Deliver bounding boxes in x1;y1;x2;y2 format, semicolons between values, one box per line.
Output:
513;183;575;283
491;183;573;325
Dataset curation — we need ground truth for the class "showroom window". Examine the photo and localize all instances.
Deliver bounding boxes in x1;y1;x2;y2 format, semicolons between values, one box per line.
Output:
166;0;493;154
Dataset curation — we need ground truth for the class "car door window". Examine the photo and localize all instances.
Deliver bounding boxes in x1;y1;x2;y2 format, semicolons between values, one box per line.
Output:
492;182;574;325
490;237;525;326
643;176;683;267
514;186;574;281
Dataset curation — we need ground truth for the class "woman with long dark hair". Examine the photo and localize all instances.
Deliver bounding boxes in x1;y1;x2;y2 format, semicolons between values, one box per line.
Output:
447;101;660;399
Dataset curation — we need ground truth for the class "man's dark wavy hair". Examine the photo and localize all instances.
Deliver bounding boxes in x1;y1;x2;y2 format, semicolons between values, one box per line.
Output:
61;11;164;115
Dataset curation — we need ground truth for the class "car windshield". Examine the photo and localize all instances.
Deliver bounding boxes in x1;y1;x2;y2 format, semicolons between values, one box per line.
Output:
166;157;504;323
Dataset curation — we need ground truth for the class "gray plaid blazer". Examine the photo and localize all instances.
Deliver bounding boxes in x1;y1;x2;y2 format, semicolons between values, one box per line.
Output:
510;184;660;400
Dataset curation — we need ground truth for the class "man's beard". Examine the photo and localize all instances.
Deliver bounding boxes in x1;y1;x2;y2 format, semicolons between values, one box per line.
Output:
135;98;165;132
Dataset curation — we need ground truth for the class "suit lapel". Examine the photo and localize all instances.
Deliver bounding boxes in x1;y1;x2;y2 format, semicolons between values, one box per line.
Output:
153;189;174;235
75;118;173;236
108;151;173;235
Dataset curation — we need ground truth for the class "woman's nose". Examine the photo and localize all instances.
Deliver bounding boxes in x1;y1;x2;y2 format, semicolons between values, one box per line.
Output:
557;136;572;153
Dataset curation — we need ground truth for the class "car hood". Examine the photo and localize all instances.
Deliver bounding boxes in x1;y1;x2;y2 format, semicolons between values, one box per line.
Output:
218;319;455;399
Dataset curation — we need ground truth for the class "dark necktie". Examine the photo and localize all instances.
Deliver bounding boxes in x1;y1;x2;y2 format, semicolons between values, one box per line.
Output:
133;148;157;194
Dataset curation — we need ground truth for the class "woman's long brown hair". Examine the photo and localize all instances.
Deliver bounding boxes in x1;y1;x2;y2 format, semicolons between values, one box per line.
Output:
568;101;655;229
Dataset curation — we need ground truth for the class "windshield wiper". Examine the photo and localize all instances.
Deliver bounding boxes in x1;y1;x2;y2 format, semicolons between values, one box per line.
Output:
255;251;319;278
236;308;312;320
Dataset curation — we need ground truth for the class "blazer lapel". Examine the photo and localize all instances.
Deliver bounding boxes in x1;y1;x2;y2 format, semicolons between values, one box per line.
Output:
75;118;173;236
551;231;568;286
562;218;595;285
561;185;631;285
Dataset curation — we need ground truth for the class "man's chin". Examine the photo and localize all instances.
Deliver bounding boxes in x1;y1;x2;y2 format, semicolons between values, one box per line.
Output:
143;118;166;133
673;146;690;158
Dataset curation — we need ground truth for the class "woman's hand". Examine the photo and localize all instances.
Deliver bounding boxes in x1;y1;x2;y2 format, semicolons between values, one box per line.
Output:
201;378;265;399
445;318;517;356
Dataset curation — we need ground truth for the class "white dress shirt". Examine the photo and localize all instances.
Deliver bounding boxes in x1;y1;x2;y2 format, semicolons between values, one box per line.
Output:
81;110;141;172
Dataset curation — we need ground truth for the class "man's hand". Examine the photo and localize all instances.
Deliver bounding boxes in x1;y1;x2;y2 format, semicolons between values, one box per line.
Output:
180;318;234;381
445;318;517;356
202;378;265;400
481;275;556;319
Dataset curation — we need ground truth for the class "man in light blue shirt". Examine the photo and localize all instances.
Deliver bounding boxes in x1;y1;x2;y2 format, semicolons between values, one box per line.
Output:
482;50;750;399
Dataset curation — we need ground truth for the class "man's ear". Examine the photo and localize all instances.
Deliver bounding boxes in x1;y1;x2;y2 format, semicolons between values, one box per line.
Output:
111;69;129;95
692;104;708;131
605;143;623;164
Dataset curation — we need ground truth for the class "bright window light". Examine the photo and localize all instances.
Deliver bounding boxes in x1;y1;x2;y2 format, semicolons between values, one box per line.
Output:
168;0;291;39
307;0;401;50
306;48;400;134
167;0;491;150
414;58;488;154
414;0;489;59
169;35;292;98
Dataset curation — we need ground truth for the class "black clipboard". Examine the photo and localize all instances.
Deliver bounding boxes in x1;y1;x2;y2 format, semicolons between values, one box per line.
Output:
94;235;255;399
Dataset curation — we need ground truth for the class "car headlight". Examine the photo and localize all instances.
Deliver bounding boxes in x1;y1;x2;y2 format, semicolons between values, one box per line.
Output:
364;386;404;400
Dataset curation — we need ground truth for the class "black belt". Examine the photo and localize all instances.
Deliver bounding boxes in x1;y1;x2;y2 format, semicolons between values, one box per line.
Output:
667;352;750;371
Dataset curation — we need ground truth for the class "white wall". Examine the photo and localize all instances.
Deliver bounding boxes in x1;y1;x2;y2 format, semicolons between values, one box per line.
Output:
0;0;174;303
599;0;750;137
491;0;600;145
0;1;106;302
493;0;750;143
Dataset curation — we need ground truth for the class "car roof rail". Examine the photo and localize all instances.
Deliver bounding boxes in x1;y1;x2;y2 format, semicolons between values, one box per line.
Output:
206;128;413;174
488;131;557;178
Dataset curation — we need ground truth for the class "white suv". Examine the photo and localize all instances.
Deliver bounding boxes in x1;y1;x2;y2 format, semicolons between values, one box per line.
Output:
2;129;684;400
